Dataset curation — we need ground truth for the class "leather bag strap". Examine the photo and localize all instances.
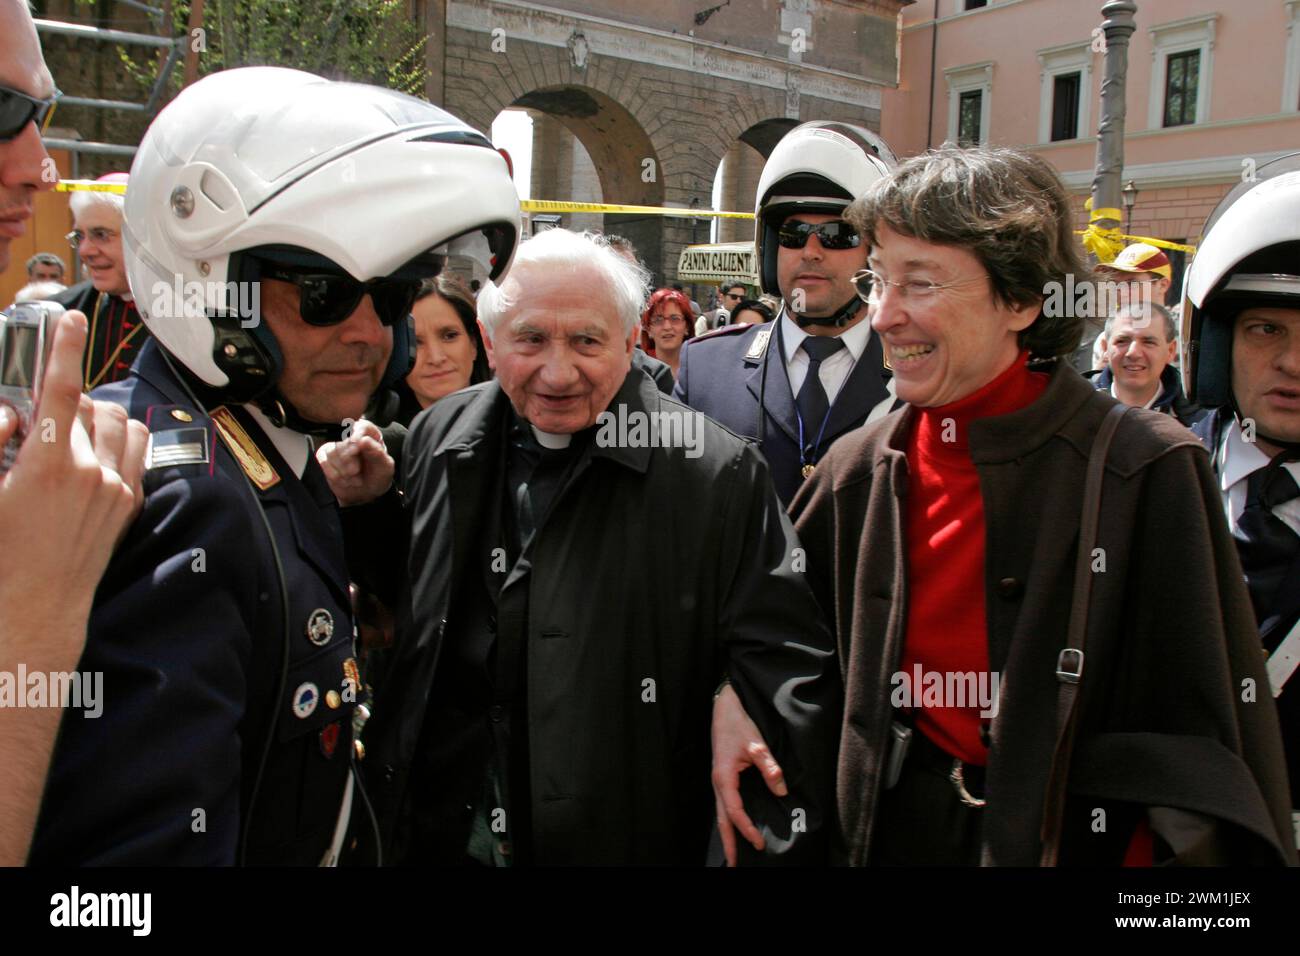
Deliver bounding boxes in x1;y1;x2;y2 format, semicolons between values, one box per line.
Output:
1039;402;1129;866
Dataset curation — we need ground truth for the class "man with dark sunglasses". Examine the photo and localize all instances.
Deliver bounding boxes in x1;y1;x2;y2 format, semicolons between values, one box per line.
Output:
26;66;521;866
0;0;60;275
697;279;748;334
674;121;897;507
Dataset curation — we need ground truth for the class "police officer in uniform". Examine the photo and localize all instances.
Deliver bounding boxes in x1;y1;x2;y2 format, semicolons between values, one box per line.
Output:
674;123;897;505
27;67;520;864
1184;154;1300;851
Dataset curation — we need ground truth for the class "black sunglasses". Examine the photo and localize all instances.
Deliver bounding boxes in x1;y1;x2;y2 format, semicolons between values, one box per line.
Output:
0;84;61;143
776;219;861;251
261;265;424;328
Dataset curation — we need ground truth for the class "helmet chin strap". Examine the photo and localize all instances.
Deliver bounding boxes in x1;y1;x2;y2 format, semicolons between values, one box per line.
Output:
256;387;401;442
792;295;863;329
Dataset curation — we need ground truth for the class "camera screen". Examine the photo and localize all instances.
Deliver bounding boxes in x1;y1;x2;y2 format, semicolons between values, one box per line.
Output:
1;324;38;388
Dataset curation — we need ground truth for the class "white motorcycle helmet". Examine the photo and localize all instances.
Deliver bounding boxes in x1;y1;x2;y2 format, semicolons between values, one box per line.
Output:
1183;153;1300;423
754;121;893;308
124;66;520;428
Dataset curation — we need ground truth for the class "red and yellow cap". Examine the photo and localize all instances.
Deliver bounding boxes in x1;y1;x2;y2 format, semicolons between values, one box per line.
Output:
1107;242;1172;279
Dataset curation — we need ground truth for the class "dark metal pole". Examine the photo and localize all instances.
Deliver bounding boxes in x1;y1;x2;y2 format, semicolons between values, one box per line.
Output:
1090;1;1138;237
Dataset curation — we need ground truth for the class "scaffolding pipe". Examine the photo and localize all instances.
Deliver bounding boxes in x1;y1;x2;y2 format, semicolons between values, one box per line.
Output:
57;96;149;112
34;18;177;48
42;138;139;158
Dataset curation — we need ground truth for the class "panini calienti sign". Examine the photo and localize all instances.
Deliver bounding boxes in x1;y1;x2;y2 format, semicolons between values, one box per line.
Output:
676;242;758;284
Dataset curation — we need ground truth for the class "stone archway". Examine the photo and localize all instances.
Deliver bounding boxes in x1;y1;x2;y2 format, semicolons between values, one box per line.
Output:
439;3;892;289
509;85;666;275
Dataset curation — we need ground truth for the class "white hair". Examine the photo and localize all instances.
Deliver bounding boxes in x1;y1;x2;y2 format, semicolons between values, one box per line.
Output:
12;280;67;304
69;186;125;221
477;228;650;342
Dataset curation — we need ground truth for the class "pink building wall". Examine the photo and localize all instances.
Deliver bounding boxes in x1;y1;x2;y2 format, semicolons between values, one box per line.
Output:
880;0;1300;246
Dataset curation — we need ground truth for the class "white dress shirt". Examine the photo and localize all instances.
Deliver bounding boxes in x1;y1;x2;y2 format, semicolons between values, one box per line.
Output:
1216;416;1300;537
780;309;876;405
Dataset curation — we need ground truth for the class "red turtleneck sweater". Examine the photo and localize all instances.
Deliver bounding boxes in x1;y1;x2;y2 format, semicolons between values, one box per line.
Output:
899;348;1153;864
901;350;1047;765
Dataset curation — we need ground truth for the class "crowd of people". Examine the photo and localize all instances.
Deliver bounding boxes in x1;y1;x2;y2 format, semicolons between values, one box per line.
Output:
2;0;1298;867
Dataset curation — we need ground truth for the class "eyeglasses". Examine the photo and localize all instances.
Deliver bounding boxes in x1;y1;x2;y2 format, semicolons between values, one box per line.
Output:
66;227;119;249
261;264;422;327
648;313;686;327
721;291;743;300
0;84;61;142
852;268;987;303
776;220;861;251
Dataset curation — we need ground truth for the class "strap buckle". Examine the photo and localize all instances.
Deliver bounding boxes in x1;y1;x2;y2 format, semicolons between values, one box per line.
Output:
1055;648;1084;684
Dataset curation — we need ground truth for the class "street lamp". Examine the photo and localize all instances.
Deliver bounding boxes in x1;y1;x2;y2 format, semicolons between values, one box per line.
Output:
1122;179;1139;236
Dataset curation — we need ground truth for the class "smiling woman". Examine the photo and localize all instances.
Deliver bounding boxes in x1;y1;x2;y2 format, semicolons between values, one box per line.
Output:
714;144;1299;869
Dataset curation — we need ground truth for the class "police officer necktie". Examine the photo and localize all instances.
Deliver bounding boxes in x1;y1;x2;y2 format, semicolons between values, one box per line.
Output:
795;336;846;455
1233;456;1300;627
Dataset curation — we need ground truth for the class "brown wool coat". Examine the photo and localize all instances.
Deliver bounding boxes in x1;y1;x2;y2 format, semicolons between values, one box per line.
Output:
789;360;1297;866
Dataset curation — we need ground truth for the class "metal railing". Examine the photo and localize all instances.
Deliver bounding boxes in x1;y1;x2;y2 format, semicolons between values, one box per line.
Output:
34;17;186;157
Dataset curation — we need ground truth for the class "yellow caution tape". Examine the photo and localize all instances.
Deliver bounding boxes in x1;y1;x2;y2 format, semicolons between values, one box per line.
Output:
54;183;755;220
522;199;753;219
1114;233;1197;254
55;180;127;193
1089;206;1124;223
1073;229;1198;256
1080;225;1126;264
57;180;1195;254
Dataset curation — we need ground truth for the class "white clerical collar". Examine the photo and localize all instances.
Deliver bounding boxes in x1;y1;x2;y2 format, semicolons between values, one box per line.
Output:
243;403;311;479
780;307;873;364
531;425;572;449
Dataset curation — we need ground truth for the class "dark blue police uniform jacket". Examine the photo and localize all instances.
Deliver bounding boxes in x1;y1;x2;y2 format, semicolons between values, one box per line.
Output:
1194;406;1300;811
1193;407;1300;647
674;315;893;505
27;339;358;865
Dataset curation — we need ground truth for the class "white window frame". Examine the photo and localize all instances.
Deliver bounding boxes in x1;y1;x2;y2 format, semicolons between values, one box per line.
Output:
1284;0;1300;112
945;62;993;146
1037;42;1092;144
1146;14;1217;129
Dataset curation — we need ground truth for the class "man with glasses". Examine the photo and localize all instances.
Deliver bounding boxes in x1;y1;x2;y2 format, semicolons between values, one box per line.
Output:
0;1;60;276
0;0;149;866
675;122;895;506
714;144;1296;867
26;65;522;865
51;172;148;389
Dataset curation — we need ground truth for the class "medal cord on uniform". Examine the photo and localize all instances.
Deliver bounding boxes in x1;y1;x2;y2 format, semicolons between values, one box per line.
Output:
83;293;102;392
157;347;293;865
781;312;860;477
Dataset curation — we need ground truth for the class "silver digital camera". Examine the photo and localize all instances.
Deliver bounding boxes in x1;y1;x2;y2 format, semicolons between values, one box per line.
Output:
0;300;63;474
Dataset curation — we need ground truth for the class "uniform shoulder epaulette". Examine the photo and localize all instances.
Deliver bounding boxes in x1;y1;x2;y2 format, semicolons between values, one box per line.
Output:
143;404;213;474
691;323;753;343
